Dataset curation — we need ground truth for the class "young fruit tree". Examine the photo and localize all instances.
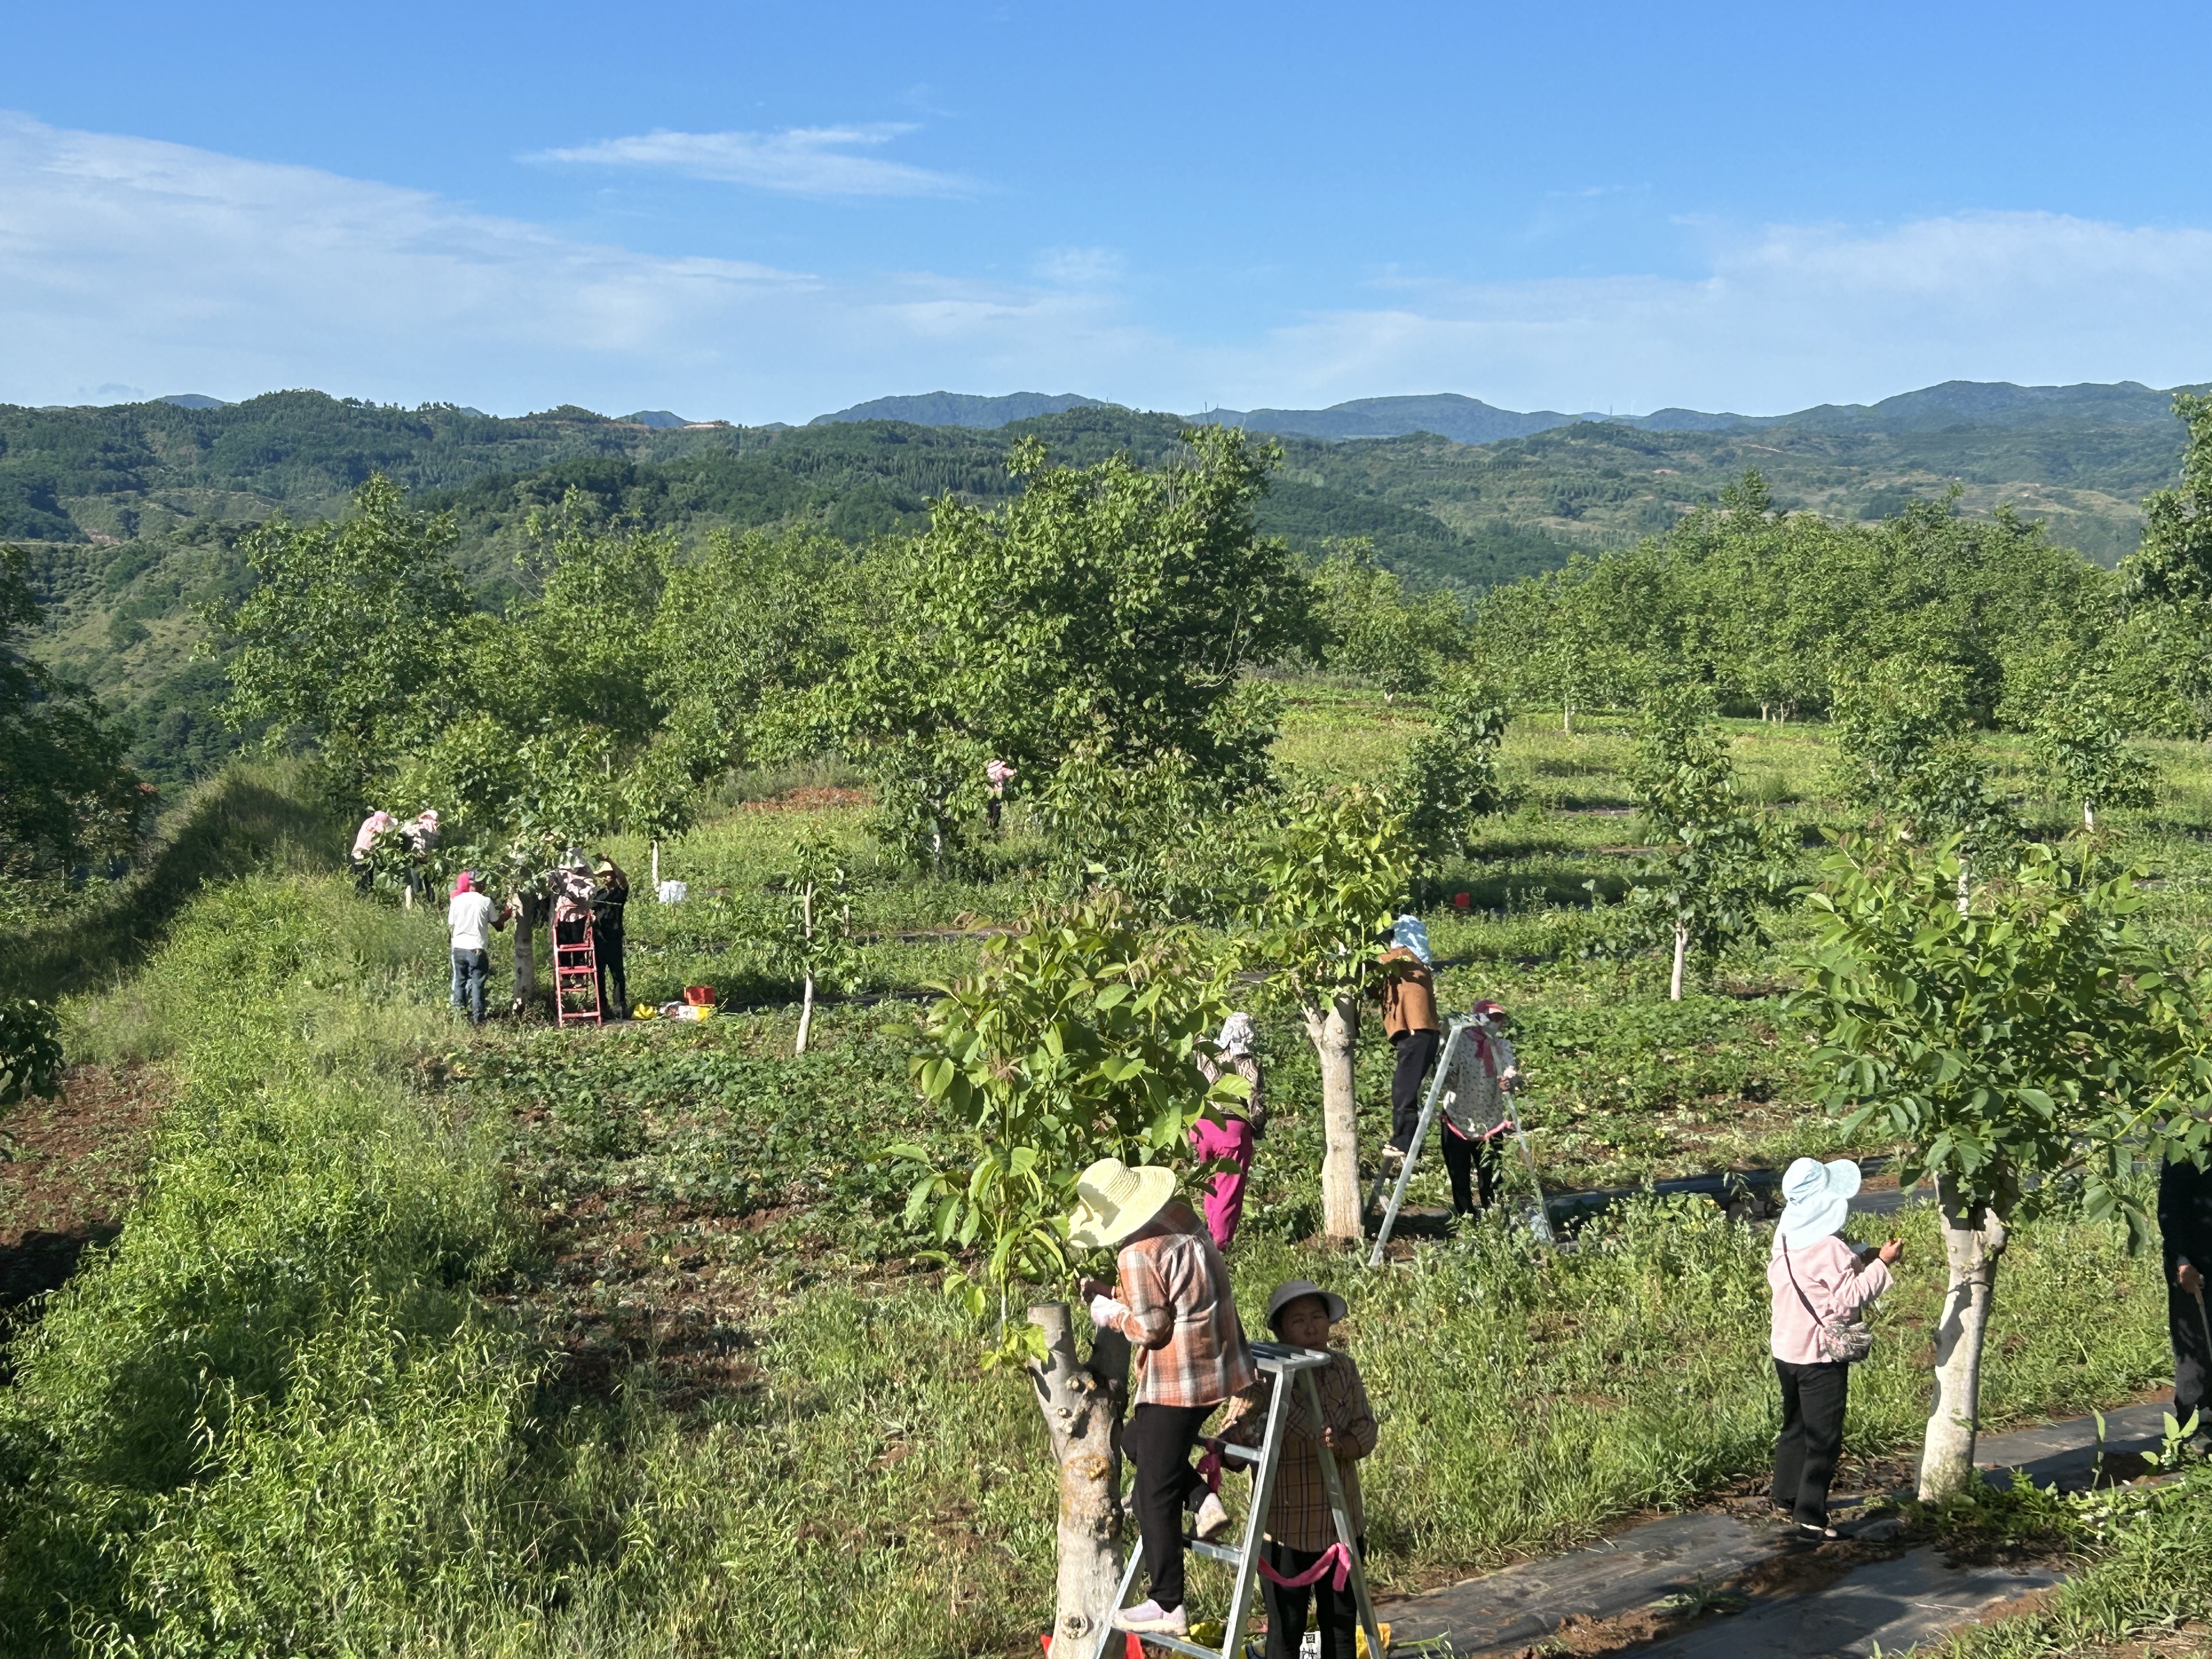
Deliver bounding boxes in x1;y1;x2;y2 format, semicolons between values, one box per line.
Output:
1624;687;1786;1000
1794;833;2206;1499
894;900;1238;1652
1392;673;1510;866
757;830;858;1055
2029;671;2157;833
1250;786;1414;1242
1827;659;2015;909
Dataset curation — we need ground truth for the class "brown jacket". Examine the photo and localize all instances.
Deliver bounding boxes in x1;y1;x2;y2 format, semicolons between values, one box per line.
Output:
1375;946;1438;1038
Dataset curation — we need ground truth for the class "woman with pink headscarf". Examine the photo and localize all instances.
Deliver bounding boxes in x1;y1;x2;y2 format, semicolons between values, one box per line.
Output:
1192;1012;1268;1250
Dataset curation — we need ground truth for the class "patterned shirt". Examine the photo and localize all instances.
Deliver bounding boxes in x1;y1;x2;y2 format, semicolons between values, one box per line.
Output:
1109;1203;1257;1408
1219;1349;1378;1551
1440;1028;1517;1139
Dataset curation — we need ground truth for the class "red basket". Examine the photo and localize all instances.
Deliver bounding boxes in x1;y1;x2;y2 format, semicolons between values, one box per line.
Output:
682;985;717;1006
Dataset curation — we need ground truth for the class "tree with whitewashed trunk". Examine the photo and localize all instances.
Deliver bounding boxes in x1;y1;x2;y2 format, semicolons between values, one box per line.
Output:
894;900;1240;1651
1624;686;1786;1001
1793;832;2207;1500
758;830;857;1056
1249;786;1413;1243
2029;671;2157;834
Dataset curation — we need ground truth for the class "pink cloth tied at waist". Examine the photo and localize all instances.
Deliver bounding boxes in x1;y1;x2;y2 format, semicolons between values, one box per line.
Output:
1255;1540;1353;1591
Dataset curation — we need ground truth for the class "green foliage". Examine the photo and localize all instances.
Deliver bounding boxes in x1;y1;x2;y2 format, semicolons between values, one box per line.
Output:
1827;658;2015;854
1392;673;1511;863
2119;391;2212;606
1622;687;1787;978
0;997;63;1107
898;898;1237;1359
215;475;471;797
827;427;1307;867
2028;668;2159;830
1249;785;1415;1009
1;545;150;877
1306;538;1469;695
1793;834;2209;1242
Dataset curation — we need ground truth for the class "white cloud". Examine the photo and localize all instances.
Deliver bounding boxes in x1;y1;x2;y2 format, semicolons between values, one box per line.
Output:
529;124;973;198
1210;212;2212;415
3;109;2209;427
0;112;1158;420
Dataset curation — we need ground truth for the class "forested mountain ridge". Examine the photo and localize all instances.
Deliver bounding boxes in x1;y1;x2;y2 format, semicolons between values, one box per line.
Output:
8;382;2202;792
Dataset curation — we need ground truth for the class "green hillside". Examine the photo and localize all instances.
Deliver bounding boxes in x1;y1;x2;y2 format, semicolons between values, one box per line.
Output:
7;385;2197;794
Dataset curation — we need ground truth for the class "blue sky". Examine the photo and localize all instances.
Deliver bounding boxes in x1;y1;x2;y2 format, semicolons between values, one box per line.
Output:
3;1;2209;421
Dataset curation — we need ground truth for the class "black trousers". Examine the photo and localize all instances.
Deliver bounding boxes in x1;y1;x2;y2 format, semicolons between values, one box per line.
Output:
596;926;628;1015
1387;1029;1442;1153
1771;1358;1849;1526
1441;1122;1503;1214
1125;1402;1215;1611
1262;1536;1365;1659
2169;1267;2211;1427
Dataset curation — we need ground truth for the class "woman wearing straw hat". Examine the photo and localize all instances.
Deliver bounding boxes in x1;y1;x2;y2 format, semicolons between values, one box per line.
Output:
1073;1157;1259;1639
1768;1158;1899;1541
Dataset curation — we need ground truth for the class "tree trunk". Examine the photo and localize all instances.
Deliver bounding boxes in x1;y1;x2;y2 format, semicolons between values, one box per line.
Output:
1304;993;1364;1244
1029;1303;1132;1652
511;891;539;1014
651;839;660;894
1669;923;1688;1002
1918;1174;2009;1500
796;975;815;1056
2083;800;2096;832
1562;700;1574;735
794;881;816;1056
1955;859;1971;916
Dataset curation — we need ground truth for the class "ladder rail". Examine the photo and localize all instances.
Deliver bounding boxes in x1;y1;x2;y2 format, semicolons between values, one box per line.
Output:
1367;1022;1468;1266
1300;1364;1386;1659
1090;1344;1328;1659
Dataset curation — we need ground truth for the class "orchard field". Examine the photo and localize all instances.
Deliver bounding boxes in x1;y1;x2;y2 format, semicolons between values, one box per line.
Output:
3;698;2207;1656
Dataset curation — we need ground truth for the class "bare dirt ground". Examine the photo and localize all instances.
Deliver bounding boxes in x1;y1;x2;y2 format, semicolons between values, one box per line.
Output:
0;1063;167;1311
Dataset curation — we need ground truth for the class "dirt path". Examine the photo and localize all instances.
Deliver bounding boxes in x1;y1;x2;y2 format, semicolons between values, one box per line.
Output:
1;1064;167;1311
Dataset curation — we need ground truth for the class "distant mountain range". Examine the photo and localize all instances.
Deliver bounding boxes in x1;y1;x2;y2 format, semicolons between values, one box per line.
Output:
811;391;1109;427
811;380;2207;444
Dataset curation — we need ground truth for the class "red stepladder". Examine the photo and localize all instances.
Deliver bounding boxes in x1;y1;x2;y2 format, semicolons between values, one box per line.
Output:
552;900;603;1026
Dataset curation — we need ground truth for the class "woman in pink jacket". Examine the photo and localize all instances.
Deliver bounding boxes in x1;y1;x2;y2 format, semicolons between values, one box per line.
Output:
1768;1157;1900;1540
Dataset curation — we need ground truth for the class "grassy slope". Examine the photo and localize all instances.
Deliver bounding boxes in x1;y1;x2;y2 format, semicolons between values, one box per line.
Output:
4;702;2205;1654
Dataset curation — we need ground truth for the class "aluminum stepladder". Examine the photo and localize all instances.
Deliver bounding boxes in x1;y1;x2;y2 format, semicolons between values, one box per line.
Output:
1093;1341;1383;1659
552;905;603;1026
1366;1018;1555;1268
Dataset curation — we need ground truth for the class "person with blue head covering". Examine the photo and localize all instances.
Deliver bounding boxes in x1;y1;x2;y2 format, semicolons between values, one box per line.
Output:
1374;913;1441;1171
1767;1157;1900;1539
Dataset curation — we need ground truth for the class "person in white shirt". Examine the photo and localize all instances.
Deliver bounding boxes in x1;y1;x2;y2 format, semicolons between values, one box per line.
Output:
446;871;505;1025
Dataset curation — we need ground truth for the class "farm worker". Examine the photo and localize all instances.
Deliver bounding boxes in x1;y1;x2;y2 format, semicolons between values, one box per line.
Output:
1374;915;1440;1173
985;758;1017;833
2158;1153;2212;1453
445;871;506;1026
1218;1281;1379;1659
1436;1000;1520;1216
351;809;397;894
399;809;441;905
1192;1012;1269;1251
1768;1158;1899;1541
592;855;631;1019
1073;1158;1257;1640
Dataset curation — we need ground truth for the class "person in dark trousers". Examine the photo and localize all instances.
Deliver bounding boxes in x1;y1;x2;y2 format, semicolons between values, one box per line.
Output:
592;855;631;1018
1767;1158;1899;1540
1436;1000;1520;1216
1375;915;1440;1172
2159;1153;2212;1451
1072;1158;1257;1641
1219;1280;1379;1659
444;870;506;1026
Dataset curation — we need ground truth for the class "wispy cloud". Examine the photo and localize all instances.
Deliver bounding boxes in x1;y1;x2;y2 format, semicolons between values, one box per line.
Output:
1194;212;2212;415
529;124;974;197
0;112;1148;419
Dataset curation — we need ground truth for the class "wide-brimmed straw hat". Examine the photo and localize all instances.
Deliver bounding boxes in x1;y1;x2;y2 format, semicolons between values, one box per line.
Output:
1778;1156;1861;1245
1066;1158;1177;1249
1265;1279;1348;1332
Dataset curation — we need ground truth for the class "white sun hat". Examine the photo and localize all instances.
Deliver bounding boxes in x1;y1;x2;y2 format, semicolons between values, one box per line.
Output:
1777;1156;1862;1246
1066;1157;1178;1249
